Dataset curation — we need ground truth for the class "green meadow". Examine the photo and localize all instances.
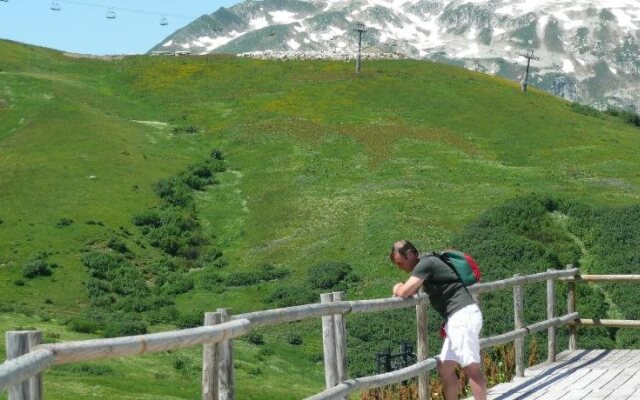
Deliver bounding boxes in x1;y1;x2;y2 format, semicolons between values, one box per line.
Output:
2;38;640;398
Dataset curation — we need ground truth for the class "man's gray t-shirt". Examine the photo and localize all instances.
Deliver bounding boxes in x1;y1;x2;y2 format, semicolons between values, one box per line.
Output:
411;254;474;320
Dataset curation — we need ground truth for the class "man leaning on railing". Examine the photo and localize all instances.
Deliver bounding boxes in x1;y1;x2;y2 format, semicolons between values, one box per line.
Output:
390;240;487;400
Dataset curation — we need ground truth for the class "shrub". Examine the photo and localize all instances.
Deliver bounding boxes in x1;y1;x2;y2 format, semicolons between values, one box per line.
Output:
60;364;115;376
107;236;129;254
153;178;192;207
14;279;25;286
288;334;303;345
0;218;3;225
55;218;74;228
210;149;224;160
103;317;147;337
264;284;318;307
82;252;122;280
176;312;203;328
570;102;602;118
22;259;52;278
197;271;223;290
68;317;101;334
606;107;640;127
307;261;357;290
245;332;265;345
132;210;162;227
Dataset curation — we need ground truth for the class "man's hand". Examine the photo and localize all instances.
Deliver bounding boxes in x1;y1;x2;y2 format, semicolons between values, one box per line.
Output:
392;277;424;298
392;282;403;296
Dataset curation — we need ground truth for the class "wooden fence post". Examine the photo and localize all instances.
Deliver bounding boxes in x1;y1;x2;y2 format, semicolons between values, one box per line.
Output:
566;265;578;351
217;308;235;400
6;330;42;400
513;275;525;377
546;270;556;362
332;291;347;385
203;312;222;400
416;293;429;400
321;293;338;389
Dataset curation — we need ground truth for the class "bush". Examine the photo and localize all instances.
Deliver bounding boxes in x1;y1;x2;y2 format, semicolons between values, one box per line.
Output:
107;236;129;254
307;261;357;290
210;149;224;160
55;218;74;228
176;312;203;328
153;178;192;207
60;364;115;376
288;334;303;345
132;210;162;227
606;107;640;127
82;252;122;280
68;317;101;334
103;318;147;337
245;332;265;345
14;279;25;286
570;102;603;118
22;259;52;278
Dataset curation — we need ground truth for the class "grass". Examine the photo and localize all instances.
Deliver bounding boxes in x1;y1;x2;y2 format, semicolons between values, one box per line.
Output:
2;38;640;398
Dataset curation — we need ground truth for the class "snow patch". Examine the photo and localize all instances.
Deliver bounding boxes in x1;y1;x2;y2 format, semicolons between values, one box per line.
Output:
162;40;173;47
250;17;269;30
269;10;298;24
287;38;301;50
294;24;307;33
562;59;575;73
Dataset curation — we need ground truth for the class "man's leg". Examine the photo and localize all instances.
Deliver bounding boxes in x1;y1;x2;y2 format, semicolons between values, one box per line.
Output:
462;362;486;400
437;360;459;400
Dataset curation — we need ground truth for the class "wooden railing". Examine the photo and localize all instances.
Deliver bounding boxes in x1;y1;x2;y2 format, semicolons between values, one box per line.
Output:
3;267;638;400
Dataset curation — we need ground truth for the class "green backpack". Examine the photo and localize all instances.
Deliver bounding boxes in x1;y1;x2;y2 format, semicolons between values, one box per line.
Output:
436;250;482;286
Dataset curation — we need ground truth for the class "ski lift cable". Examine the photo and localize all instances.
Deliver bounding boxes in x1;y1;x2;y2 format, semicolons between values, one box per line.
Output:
57;0;196;19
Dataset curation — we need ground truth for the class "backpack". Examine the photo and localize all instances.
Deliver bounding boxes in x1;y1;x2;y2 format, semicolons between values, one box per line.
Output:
436;250;481;286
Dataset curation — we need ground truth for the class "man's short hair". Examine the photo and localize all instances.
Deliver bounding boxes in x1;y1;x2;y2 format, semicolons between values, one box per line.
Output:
389;240;419;261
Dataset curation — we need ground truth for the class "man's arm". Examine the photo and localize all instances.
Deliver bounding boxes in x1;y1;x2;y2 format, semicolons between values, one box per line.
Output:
392;276;424;298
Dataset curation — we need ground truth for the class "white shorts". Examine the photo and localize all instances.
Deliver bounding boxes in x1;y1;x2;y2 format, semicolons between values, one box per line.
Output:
438;304;483;367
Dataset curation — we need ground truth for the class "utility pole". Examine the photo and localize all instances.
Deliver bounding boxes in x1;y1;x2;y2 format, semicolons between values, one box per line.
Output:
519;49;539;92
354;22;366;73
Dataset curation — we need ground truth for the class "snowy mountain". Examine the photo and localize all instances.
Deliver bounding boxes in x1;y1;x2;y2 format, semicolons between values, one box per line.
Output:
150;0;640;111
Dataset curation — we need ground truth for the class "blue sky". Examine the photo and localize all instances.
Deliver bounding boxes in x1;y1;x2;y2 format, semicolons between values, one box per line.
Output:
0;0;240;55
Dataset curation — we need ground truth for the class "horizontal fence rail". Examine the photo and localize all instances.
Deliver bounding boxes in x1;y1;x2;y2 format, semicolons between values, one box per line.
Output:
305;358;439;400
560;274;640;282
4;266;638;400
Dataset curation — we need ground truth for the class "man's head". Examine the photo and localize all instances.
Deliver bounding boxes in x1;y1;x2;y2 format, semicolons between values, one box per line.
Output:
389;240;419;273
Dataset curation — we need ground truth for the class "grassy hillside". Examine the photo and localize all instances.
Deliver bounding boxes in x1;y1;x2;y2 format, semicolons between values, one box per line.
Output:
2;39;640;398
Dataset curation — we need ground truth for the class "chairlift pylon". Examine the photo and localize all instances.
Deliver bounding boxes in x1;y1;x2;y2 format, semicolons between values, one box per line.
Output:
106;9;116;19
50;1;61;11
160;16;168;26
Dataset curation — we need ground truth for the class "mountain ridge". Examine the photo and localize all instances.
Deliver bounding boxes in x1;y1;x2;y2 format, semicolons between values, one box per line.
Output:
150;0;640;111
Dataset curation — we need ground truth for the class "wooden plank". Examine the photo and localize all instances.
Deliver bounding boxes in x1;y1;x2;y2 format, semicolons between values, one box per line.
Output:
599;367;639;391
6;331;43;400
332;291;347;387
547;271;556;362
217;309;235;400
513;276;525;377
577;319;640;328
415;294;429;400
39;319;251;364
320;293;338;389
577;389;614;400
0;350;54;393
583;368;624;391
571;275;640;282
305;358;438;400
202;312;222;400
469;268;579;295
570;368;608;389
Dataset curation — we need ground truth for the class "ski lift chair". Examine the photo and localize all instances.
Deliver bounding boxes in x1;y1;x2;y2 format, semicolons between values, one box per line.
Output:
50;1;61;11
106;9;116;19
160;16;168;26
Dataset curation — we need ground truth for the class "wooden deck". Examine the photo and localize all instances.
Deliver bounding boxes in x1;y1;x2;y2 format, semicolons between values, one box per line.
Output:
481;350;640;399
